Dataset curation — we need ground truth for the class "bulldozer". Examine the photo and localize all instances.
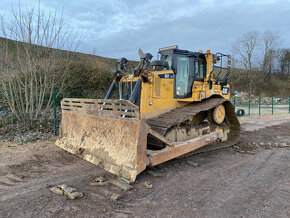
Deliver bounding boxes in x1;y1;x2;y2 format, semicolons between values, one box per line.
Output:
56;45;240;182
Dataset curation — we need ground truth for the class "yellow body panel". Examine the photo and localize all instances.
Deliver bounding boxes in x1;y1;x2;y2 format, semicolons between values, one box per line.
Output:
122;53;230;120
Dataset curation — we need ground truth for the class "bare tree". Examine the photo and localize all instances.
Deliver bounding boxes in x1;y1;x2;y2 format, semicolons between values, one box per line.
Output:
232;31;259;94
277;48;290;75
0;3;81;122
260;31;280;74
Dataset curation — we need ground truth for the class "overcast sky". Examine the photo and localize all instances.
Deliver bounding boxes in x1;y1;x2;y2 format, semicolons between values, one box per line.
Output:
1;0;290;60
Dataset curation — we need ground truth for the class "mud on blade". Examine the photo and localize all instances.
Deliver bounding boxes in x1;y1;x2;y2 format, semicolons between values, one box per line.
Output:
55;98;149;182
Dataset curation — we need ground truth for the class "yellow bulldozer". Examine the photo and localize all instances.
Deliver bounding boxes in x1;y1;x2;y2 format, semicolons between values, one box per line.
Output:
56;45;240;182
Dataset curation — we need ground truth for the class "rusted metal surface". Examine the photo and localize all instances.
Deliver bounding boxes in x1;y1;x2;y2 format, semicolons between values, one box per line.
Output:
148;129;175;147
61;98;140;120
56;98;148;182
148;131;220;166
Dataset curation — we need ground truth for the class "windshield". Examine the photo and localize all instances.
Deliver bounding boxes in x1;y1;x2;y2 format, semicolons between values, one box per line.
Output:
160;54;172;70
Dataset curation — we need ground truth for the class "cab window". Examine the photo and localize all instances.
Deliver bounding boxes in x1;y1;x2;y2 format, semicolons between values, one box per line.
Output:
176;55;189;96
194;59;205;79
160;54;172;70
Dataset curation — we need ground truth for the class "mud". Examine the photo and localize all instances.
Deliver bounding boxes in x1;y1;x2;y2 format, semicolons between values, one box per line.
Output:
0;116;289;217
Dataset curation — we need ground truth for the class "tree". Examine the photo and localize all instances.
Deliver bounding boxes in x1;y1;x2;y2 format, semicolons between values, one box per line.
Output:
0;4;81;122
277;48;290;75
260;31;280;74
232;31;259;94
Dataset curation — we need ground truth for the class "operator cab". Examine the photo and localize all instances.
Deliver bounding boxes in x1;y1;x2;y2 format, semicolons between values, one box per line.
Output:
158;45;207;99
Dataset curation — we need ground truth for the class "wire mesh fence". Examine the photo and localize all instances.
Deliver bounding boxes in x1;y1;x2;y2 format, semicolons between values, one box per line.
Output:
231;95;290;117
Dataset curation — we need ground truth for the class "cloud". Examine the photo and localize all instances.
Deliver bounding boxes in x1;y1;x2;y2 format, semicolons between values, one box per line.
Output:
1;0;290;60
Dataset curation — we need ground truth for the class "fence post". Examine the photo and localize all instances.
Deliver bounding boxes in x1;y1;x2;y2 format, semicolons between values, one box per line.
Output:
248;95;251;115
272;96;274;115
259;96;261;116
53;87;57;136
234;96;236;108
289;97;290;114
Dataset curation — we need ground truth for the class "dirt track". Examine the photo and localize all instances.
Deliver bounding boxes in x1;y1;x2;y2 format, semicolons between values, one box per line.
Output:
0;116;290;218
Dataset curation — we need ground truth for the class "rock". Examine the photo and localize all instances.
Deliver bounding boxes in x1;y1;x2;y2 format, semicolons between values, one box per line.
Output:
50;187;63;195
233;146;239;149
146;170;163;177
280;143;288;147
109;193;120;201
120;177;131;184
186;160;199;167
90;176;108;186
144;181;153;189
63;187;76;196
110;178;133;191
259;142;264;146
95;176;106;183
246;151;255;155
239;150;245;153
57;184;68;190
67;191;83;200
273;143;279;147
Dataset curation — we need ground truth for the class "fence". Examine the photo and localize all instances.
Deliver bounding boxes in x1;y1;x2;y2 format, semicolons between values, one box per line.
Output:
231;95;290;117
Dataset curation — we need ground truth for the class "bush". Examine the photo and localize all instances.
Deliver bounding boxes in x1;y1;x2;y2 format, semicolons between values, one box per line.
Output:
54;62;113;105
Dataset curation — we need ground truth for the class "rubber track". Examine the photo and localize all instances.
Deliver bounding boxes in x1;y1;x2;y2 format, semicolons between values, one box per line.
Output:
146;96;241;154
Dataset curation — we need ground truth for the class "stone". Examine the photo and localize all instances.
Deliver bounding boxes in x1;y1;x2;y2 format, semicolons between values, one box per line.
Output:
109;193;120;201
63;187;76;196
146;170;163;177
90;176;108;186
186;160;199;167
273;143;279;147
144;181;153;189
50;187;63;195
233;146;239;149
280;143;288;147
120;178;131;184
95;176;106;183
67;191;83;200
57;184;68;190
110;178;133;191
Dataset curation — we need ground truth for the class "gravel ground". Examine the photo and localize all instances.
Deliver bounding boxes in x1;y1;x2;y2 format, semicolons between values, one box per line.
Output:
0;116;289;218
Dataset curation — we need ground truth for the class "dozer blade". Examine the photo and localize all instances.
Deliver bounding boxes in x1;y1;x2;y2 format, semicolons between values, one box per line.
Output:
55;98;149;182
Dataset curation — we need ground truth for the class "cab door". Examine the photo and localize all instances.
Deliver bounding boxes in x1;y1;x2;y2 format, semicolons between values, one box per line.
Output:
174;55;194;98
